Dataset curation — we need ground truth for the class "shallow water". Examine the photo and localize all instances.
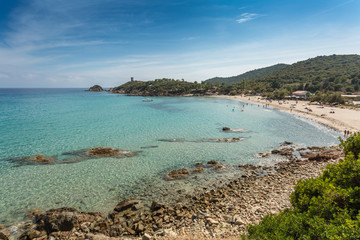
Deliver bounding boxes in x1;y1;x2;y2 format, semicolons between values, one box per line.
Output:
0;89;340;224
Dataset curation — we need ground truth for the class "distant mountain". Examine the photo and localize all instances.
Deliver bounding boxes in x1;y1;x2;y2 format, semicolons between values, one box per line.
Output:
203;63;288;85
255;54;360;93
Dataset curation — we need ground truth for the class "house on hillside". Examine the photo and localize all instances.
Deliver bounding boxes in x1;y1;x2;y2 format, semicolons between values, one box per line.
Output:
291;91;308;100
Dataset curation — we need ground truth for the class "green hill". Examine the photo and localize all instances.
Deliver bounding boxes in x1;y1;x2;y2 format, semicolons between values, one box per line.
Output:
203;63;288;85
111;78;215;96
255;54;360;93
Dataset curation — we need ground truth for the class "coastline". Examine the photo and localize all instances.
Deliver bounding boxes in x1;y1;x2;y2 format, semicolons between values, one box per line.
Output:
0;92;352;239
2;146;342;240
214;95;360;133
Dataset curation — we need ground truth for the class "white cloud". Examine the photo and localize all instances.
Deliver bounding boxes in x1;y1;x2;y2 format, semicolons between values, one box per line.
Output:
236;13;260;23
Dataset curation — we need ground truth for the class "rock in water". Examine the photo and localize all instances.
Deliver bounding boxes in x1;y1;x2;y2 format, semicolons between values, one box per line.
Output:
4;154;56;166
87;85;104;91
29;154;54;163
165;168;190;180
192;166;204;173
113;199;140;212
207;160;219;166
222;127;231;131
86;147;134;158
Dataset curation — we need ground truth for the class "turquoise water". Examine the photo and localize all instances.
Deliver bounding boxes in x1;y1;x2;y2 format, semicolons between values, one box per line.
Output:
0;89;340;224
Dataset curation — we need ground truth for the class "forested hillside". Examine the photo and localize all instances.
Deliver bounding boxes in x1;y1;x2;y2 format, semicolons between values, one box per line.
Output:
111;55;360;99
249;54;360;93
204;63;288;85
111;78;217;96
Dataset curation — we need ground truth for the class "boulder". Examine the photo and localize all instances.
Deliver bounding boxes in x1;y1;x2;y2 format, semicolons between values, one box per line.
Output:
271;148;294;157
0;229;10;240
194;162;204;167
280;141;293;146
192;167;204;173
222;127;249;133
207;160;219;166
142;233;153;240
113;199;141;212
258;152;270;157
222;127;231;132
300;148;341;161
237;164;259;170
213;165;225;171
165;168;190;180
33;207;103;234
150;201;166;211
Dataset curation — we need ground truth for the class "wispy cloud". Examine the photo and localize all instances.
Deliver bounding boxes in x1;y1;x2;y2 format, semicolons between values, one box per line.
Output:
236;13;261;23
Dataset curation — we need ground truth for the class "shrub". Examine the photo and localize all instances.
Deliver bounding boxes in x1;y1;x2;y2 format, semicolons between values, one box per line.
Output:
246;132;360;239
339;132;360;158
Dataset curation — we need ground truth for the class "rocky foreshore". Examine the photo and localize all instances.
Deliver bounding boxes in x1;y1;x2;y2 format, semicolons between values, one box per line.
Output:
0;145;342;240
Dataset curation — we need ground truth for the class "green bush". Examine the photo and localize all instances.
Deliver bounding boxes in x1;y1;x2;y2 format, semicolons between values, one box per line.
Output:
339;132;360;158
246;132;360;239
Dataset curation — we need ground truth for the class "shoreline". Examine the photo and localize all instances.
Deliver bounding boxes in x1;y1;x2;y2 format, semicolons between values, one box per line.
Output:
214;95;360;133
1;145;343;239
0;93;353;239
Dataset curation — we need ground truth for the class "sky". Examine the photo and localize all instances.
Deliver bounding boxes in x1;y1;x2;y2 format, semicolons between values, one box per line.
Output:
0;0;359;88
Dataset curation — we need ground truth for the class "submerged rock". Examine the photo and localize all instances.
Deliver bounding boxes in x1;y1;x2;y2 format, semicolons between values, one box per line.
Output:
29;154;54;163
271;148;294;157
213;165;226;171
237;164;260;170
140;145;158;149
4;147;138;167
165;168;190;180
3;154;56;167
158;139;186;142
86;147;133;157
207;160;219;166
280;141;293;146
196;138;244;143
258;152;270;158
61;147;137;164
192;167;204;173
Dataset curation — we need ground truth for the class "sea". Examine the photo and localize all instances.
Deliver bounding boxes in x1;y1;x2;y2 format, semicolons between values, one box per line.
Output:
0;88;340;224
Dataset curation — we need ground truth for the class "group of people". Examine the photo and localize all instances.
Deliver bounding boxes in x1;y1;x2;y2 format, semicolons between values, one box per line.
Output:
344;130;352;138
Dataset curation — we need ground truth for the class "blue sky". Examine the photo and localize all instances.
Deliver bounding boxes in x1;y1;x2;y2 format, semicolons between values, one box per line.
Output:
0;0;359;87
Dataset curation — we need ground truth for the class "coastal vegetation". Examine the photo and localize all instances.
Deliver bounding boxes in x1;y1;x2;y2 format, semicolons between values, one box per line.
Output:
204;63;288;86
87;85;104;91
246;132;360;239
249;54;360;94
111;55;360;103
112;78;218;96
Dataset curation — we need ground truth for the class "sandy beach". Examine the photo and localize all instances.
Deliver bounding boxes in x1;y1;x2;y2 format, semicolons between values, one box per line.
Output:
216;95;360;133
